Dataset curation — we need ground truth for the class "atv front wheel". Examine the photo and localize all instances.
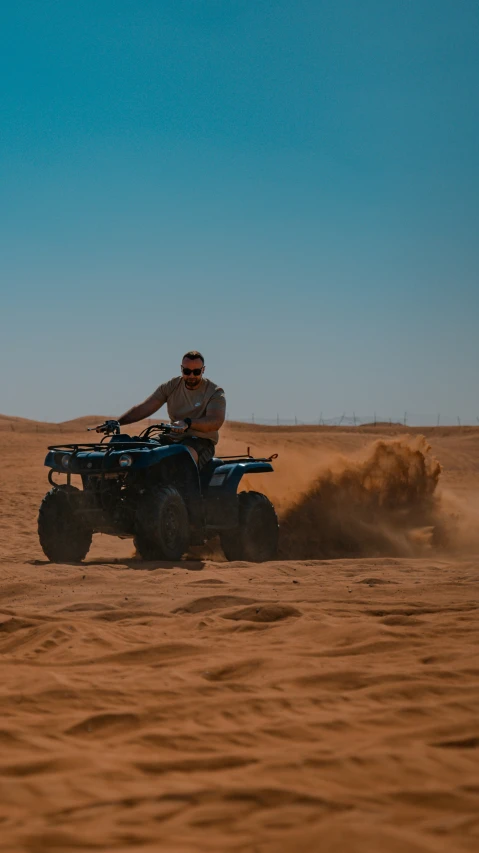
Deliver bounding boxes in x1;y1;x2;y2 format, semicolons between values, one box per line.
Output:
220;491;278;562
134;486;190;561
38;485;92;563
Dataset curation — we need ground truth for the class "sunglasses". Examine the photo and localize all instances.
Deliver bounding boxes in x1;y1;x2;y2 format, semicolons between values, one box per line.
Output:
182;367;203;376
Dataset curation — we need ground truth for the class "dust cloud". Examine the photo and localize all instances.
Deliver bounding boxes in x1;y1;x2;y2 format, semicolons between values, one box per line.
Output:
278;436;465;559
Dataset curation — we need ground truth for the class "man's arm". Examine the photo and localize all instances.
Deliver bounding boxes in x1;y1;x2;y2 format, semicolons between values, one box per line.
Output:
173;391;226;435
118;393;163;427
187;403;225;434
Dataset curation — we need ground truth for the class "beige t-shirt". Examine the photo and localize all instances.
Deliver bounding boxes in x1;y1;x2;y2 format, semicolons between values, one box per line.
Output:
152;377;226;444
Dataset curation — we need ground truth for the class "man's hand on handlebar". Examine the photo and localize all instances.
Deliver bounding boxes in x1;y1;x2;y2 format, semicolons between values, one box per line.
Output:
169;420;188;434
92;420;121;435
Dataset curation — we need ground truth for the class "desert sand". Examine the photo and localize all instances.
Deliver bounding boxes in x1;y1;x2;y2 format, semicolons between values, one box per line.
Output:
0;416;478;852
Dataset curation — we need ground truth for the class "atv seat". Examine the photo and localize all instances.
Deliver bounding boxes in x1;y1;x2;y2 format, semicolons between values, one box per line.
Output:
200;457;224;487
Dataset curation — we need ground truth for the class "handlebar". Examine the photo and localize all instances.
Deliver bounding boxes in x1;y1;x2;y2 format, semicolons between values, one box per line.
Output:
139;423;178;439
87;420;121;436
87;422;180;439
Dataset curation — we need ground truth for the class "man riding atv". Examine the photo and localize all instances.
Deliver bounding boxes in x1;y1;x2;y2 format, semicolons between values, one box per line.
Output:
39;352;278;563
98;351;225;469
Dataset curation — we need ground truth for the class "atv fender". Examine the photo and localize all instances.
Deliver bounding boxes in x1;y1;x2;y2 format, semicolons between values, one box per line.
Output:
205;461;273;531
44;442;194;474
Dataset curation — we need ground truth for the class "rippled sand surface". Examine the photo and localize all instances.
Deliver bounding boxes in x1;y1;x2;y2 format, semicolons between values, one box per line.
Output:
1;418;478;851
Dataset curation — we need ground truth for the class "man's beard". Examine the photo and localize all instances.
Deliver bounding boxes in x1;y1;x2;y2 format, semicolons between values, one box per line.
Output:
185;378;201;390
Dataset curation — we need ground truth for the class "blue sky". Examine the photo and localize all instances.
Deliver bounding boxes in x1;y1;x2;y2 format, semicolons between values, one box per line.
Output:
1;1;478;424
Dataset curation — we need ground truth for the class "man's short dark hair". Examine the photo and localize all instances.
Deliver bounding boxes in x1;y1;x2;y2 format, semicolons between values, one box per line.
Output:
182;350;204;364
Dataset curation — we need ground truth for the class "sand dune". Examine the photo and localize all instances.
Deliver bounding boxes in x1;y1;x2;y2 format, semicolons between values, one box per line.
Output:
0;419;478;851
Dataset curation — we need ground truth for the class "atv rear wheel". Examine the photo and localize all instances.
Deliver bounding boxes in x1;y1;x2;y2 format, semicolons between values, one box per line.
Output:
134;486;190;561
220;491;278;562
38;485;92;563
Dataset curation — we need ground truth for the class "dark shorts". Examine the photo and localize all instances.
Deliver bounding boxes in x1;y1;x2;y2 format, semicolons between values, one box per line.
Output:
178;436;215;469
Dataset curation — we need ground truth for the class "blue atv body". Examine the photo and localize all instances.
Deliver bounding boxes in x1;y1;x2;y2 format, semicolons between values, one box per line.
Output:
38;423;278;563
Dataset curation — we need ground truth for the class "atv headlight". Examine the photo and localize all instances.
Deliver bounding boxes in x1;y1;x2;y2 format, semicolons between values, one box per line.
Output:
61;454;70;469
119;454;133;468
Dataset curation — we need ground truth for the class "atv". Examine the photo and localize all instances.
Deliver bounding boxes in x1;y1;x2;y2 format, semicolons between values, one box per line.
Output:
38;421;279;564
